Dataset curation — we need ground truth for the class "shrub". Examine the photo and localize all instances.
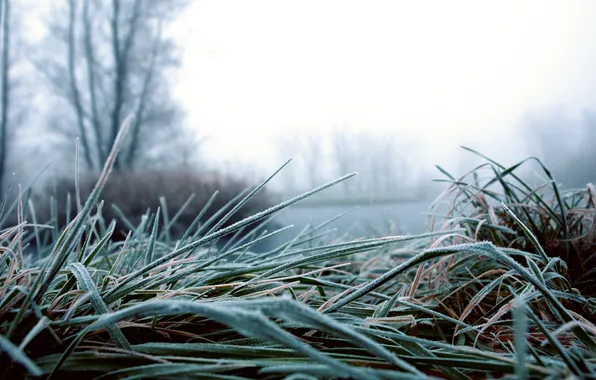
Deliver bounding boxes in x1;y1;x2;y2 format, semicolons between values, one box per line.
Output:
28;168;280;253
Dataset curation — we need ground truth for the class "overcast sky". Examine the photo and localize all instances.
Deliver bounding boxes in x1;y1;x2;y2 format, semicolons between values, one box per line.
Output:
23;1;596;178
167;0;596;175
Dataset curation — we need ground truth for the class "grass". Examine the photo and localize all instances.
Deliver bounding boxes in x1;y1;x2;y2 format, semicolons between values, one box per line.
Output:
17;159;278;257
0;122;595;379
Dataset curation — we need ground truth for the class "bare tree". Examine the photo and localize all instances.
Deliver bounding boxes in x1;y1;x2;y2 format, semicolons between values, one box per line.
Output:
366;133;411;194
275;134;301;194
330;127;355;194
522;107;596;188
301;133;325;189
0;0;25;191
330;127;414;196
36;0;189;171
275;131;327;194
276;127;416;197
0;0;10;190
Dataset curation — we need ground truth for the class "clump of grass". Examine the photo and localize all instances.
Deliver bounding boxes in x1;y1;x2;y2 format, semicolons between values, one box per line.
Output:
430;147;596;299
1;129;595;379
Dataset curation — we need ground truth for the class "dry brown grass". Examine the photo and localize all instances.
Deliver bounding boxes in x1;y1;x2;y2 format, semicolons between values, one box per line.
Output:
34;167;279;244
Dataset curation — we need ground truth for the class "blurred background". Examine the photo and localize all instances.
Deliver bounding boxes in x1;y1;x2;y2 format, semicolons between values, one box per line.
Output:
1;0;595;240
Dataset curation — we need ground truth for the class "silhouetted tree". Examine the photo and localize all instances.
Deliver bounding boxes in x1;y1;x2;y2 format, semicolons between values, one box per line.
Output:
522;106;596;188
276;131;327;193
0;0;10;191
301;133;325;189
0;0;27;191
35;0;190;171
330;127;355;194
330;127;412;196
276;127;417;197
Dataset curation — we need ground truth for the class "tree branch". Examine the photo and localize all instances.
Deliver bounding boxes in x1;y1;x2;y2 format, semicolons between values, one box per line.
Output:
126;21;162;168
67;0;94;169
83;0;104;166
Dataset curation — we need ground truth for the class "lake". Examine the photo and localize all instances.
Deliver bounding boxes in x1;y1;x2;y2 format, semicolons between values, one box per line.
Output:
251;199;433;252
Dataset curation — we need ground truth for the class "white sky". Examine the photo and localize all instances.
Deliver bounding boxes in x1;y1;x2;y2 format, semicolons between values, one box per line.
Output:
169;0;596;175
21;0;596;178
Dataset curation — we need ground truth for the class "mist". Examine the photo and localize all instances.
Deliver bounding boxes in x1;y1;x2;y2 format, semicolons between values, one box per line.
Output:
1;0;595;237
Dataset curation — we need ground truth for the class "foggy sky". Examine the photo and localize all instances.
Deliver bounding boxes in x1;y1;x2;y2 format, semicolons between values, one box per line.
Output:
22;0;596;180
169;0;596;176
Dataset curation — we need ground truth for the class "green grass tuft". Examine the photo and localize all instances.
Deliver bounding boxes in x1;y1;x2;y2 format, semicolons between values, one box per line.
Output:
1;129;595;379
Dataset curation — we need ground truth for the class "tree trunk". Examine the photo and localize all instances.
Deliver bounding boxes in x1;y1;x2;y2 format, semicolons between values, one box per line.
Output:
82;0;104;166
0;0;9;191
126;22;162;167
67;0;94;169
110;0;141;170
